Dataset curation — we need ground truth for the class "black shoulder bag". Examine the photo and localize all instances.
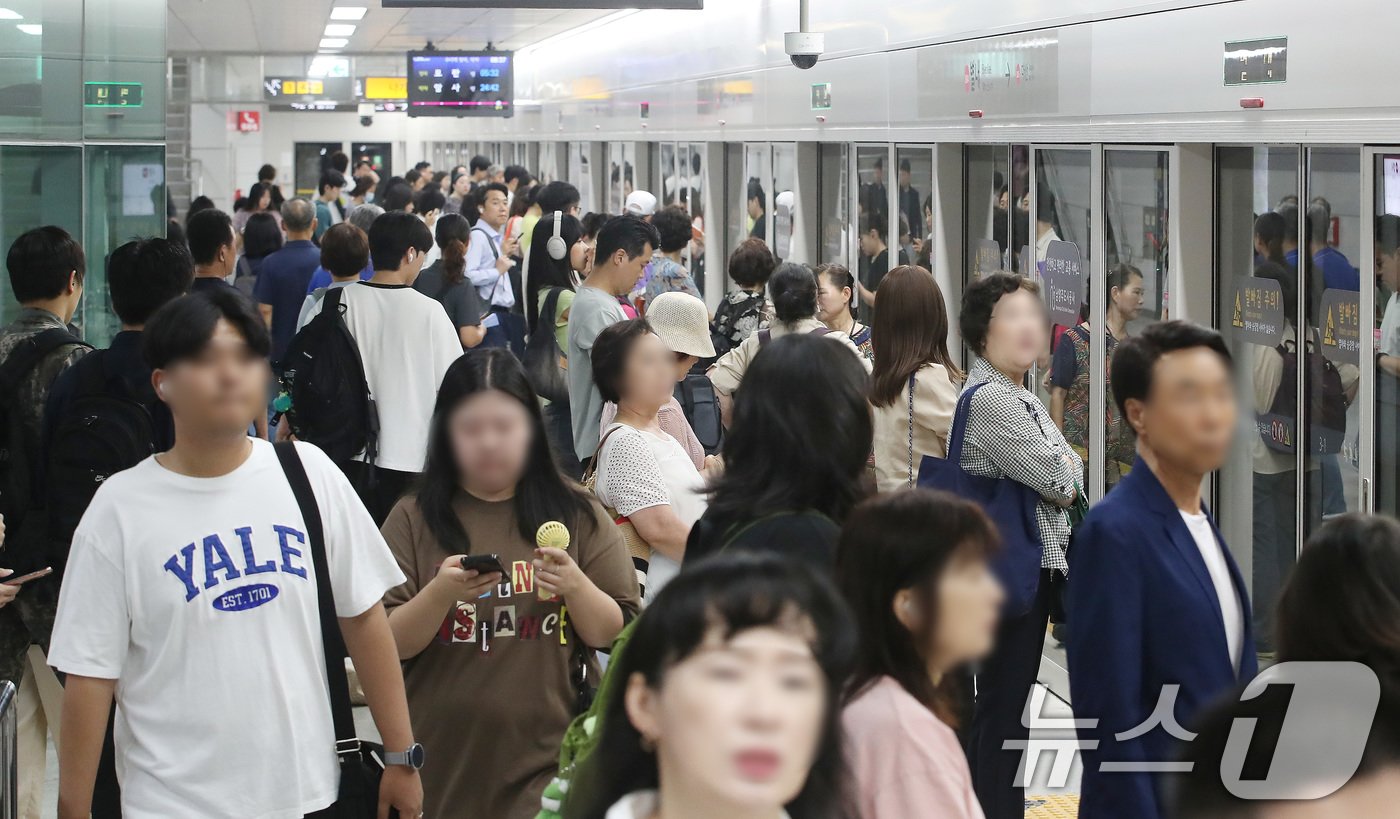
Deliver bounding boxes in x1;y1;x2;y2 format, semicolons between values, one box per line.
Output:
274;442;392;819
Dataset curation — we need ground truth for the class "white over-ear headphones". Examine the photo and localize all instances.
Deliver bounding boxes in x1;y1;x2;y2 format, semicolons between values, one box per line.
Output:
546;210;567;261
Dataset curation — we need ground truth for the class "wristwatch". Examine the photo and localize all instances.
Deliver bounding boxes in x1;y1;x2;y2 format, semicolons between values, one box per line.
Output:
384;742;426;770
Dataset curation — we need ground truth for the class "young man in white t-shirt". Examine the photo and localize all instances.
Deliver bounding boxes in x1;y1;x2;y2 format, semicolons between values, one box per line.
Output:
303;211;462;524
49;287;424;819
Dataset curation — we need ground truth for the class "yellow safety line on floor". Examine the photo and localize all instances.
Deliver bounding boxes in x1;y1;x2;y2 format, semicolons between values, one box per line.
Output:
1025;793;1080;818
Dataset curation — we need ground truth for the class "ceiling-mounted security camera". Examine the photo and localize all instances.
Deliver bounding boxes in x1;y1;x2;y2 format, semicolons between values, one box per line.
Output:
784;0;823;70
784;31;824;70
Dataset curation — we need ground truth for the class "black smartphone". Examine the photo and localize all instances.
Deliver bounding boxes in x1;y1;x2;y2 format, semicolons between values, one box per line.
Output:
460;553;507;577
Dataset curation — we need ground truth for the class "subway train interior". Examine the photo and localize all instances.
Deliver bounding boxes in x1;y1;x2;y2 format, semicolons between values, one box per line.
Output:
4;0;1400;816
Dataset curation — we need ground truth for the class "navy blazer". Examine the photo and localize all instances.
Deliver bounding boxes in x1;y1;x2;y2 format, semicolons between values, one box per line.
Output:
1067;457;1258;819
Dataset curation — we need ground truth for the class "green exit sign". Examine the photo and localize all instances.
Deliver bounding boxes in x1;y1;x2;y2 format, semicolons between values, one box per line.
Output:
84;82;143;108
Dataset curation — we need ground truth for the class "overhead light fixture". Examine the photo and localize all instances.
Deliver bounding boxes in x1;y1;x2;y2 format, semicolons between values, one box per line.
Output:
17;23;41;35
0;8;22;20
319;38;348;49
329;6;367;20
324;24;355;37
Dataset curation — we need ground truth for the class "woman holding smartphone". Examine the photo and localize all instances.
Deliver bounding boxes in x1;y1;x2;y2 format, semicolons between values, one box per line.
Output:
382;349;641;819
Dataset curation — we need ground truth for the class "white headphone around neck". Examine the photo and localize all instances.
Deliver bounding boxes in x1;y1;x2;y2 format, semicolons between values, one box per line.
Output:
546;210;567;261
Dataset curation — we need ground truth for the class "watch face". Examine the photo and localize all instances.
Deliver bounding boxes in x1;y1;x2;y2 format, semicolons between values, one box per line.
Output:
409;743;425;769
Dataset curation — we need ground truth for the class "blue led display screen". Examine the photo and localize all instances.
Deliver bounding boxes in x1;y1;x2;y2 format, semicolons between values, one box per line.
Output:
407;51;513;117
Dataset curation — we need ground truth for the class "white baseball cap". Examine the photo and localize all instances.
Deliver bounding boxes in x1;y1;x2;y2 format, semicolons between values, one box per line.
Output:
646;291;715;358
624;190;659;217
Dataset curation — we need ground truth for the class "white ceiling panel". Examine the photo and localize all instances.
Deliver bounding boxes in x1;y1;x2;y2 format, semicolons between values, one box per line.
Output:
168;0;614;54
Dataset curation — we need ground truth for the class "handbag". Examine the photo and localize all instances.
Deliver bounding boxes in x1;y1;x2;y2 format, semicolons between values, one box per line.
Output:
274;442;390;819
581;425;655;597
916;382;1045;617
523;287;570;403
1048;481;1089;627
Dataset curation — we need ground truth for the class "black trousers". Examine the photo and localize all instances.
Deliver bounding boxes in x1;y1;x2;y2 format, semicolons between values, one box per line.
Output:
343;462;420;527
959;569;1052;819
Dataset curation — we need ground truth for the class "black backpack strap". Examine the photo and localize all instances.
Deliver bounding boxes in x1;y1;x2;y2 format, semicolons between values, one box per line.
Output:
273;442;358;750
0;328;87;406
809;326;831;338
321;283;347;316
757;329;771;346
471;227;500;260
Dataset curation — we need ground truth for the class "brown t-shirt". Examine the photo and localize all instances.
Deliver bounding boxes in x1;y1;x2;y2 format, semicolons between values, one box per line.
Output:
382;492;640;819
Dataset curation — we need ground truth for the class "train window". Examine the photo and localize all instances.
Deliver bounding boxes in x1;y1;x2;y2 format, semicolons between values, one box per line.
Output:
743;144;770;250
680;145;706;296
896;147;933;272
1376;152;1400;519
963;145;1011;288
855;146;892;319
1036;148;1100;490
568;141;594;214
1303;147;1361;528
772;143;796;261
1214;145;1299;657
818;143;849;267
606;141;624;214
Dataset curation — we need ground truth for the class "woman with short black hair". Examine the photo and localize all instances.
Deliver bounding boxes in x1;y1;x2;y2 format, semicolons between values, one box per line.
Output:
563;553;857;819
642;204;701;305
956;271;1081;819
815;263;872;361
712;238;777;355
709;262;869;427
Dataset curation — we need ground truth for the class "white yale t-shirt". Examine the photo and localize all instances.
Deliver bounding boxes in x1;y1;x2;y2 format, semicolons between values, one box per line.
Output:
48;439;406;819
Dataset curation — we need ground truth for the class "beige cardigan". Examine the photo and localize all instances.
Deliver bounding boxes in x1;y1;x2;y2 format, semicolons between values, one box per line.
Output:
707;317;871;396
870;362;960;493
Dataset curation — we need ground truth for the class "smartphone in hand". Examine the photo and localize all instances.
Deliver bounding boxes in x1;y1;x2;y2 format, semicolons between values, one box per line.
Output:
459;554;506;577
2;566;53;586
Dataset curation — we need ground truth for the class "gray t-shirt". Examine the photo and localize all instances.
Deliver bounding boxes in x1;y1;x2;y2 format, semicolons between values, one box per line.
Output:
567;285;627;460
413;261;485;333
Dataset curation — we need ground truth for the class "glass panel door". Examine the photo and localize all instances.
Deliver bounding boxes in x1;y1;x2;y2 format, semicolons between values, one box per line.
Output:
1373;150;1400;518
1214;145;1299;657
1303;147;1363;528
744;144;770;250
817;144;849;267
606;141;624;214
855;145;890;316
772;143;796;262
897;146;933;270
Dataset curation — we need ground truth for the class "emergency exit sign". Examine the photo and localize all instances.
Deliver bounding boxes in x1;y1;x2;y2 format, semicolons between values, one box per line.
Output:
84;82;143;108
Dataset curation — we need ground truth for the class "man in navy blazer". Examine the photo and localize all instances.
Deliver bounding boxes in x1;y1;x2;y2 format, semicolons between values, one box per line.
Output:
1068;321;1258;819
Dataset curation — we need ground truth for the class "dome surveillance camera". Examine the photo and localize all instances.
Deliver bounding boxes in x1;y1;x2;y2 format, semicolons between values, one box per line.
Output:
360;115;373;127
784;31;824;70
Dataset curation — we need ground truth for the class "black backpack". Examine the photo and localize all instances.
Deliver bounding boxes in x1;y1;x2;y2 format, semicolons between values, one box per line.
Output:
281;286;380;465
44;350;159;569
0;328;90;573
674;374;722;455
709;292;765;361
1262;334;1347;455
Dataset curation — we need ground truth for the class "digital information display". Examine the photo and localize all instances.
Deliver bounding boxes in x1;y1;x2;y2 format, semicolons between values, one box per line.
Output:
407;52;513;117
85;82;143;108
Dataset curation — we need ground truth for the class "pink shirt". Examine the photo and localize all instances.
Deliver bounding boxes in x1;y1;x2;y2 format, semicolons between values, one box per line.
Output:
842;676;985;819
599;397;706;471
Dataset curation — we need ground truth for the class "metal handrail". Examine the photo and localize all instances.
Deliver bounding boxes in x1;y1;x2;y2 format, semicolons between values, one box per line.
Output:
0;679;17;819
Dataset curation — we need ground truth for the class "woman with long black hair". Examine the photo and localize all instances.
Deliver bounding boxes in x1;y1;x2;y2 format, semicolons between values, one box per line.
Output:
563;552;857;819
685;332;871;570
382;349;640;819
526;210;590;477
413;213;487;349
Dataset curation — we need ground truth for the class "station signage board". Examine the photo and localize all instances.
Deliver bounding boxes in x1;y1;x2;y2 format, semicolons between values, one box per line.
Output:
235;111;261;132
359;77;408;101
971;239;1001;278
264;76;354;102
1319;288;1361;365
1231;277;1285;347
1042;241;1083;327
1225;37;1287;86
84;82;143;108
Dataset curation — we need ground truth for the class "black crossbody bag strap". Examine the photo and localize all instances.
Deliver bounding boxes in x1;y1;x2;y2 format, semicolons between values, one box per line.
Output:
274;442;357;748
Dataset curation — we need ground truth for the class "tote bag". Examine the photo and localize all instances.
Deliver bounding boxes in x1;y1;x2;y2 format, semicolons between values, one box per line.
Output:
917;382;1045;616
